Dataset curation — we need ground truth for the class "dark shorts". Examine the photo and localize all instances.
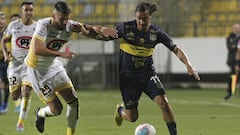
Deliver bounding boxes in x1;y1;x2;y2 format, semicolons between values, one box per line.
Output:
119;72;166;109
0;61;8;83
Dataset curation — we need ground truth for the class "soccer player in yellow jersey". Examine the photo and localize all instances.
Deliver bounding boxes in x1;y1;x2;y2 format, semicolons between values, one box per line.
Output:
25;1;118;135
1;2;36;131
112;1;200;135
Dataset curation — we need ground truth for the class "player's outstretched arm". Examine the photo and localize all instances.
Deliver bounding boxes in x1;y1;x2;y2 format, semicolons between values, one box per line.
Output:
173;46;200;80
81;24;118;40
32;37;73;59
69;23;118;40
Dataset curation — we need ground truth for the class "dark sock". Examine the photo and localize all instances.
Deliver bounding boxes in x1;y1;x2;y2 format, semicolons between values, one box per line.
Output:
167;122;177;135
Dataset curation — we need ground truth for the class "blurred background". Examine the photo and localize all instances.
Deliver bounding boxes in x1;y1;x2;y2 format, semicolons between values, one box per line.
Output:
0;0;237;89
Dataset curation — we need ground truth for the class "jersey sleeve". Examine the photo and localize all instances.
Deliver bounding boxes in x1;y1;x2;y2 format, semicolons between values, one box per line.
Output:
4;22;13;38
33;19;47;41
157;27;176;51
115;23;124;38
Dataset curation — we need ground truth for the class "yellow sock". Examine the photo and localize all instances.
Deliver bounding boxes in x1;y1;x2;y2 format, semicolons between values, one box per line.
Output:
17;118;23;125
67;127;76;135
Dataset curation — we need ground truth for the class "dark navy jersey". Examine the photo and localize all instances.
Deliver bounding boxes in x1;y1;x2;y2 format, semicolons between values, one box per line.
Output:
0;27;7;61
115;20;176;74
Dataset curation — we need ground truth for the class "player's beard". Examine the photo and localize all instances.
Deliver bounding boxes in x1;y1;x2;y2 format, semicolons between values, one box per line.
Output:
138;25;148;32
56;23;66;30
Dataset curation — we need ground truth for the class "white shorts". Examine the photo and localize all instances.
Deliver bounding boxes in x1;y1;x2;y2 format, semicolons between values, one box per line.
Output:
7;63;32;93
27;61;74;103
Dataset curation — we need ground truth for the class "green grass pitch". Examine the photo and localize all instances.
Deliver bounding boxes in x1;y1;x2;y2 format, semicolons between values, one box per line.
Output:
0;88;240;135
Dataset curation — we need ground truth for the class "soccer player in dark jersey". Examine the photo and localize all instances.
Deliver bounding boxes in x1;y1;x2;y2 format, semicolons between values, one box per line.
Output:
0;12;9;114
113;1;200;135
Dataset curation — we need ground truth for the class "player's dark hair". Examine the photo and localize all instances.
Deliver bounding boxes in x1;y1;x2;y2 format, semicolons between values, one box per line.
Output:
135;1;159;15
10;13;21;19
54;1;71;15
21;2;34;7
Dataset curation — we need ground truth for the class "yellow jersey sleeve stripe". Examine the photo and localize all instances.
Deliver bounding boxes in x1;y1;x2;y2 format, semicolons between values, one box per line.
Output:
26;38;39;68
34;35;45;42
120;39;154;57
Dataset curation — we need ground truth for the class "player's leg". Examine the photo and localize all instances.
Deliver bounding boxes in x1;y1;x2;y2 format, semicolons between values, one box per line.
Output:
35;96;63;133
10;87;21;112
115;73;141;126
10;87;24;131
146;75;177;135
50;70;79;135
2;82;9;112
16;85;32;131
8;65;22;112
154;95;177;135
58;88;79;135
115;104;139;124
0;65;6;113
224;66;235;100
2;63;9;113
0;79;4;112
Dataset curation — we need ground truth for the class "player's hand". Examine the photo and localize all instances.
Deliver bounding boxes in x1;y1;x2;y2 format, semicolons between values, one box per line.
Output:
60;51;77;59
187;65;200;80
3;53;12;62
100;27;118;38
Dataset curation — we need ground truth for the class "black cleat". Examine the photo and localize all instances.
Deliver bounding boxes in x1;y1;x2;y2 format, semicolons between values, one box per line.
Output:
224;94;232;100
35;107;45;133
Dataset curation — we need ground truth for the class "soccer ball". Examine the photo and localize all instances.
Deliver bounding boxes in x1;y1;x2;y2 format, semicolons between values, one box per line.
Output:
134;123;156;135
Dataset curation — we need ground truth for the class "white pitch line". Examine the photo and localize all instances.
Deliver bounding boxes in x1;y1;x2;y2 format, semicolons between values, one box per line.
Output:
219;102;240;108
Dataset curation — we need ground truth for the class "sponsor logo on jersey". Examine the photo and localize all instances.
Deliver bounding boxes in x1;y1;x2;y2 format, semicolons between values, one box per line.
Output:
16;36;32;49
46;39;68;51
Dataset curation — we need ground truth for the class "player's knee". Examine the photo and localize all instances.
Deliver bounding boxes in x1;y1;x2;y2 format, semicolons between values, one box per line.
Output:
11;92;20;100
51;104;63;116
155;95;169;108
12;95;19;100
21;86;32;97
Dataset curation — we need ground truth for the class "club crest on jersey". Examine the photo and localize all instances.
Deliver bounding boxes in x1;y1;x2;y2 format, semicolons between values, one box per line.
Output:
126;31;135;41
47;39;67;51
139;38;145;43
16;36;32;49
149;33;157;41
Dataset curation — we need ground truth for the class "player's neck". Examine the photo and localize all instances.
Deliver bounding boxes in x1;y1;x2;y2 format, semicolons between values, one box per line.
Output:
21;19;33;25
